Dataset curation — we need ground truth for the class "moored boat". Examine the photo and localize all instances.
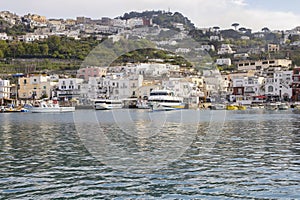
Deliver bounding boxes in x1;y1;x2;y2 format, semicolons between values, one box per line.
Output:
278;103;289;110
265;103;278;111
226;105;238;110
237;105;247;110
211;104;226;110
30;100;75;113
93;99;123;110
147;89;185;111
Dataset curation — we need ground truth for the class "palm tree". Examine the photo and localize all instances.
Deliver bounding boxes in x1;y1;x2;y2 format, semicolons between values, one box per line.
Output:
238;27;247;33
262;27;270;33
231;23;239;30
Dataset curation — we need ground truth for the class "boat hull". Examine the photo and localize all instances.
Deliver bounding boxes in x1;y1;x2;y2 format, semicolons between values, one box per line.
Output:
30;107;75;113
94;103;122;110
149;102;185;111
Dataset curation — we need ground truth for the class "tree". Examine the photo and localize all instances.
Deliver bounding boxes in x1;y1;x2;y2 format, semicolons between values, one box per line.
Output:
0;49;4;58
238;27;247;33
231;23;239;30
40;43;49;56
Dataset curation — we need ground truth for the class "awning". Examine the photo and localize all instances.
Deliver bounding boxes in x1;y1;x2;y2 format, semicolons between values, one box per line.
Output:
255;95;267;99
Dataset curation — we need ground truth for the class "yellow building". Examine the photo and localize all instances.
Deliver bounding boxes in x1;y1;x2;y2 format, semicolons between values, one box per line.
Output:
18;75;51;100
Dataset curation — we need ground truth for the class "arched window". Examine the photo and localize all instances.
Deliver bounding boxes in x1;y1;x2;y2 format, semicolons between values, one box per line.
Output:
268;86;273;92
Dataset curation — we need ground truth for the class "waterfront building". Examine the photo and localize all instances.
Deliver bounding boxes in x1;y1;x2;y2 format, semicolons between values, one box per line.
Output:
230;76;264;102
203;69;226;98
292;67;300;101
264;69;293;101
56;78;84;101
0;79;10;105
87;74;143;100
18;75;51;100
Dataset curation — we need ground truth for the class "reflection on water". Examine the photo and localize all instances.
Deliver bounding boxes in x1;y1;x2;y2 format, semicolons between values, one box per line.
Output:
0;110;299;199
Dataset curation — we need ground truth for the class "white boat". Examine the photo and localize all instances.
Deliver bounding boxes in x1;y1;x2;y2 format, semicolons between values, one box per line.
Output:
278;103;289;110
147;89;186;111
210;104;226;110
93;99;123;110
136;99;149;109
265;103;278;111
30;100;75;113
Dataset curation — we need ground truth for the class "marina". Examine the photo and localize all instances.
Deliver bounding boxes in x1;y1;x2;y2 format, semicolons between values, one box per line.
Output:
1;2;300;199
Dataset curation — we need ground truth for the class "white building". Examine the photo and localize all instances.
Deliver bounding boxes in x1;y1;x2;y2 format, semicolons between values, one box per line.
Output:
230;76;265;102
0;33;8;40
195;45;215;52
217;44;235;55
57;78;84;100
264;69;293;100
87;74;143;100
18;33;48;42
137;63;179;77
126;18;144;28
0;79;10;104
216;58;231;66
203;69;226;98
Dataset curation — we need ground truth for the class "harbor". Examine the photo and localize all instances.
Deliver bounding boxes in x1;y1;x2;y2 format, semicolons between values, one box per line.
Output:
1;1;300;199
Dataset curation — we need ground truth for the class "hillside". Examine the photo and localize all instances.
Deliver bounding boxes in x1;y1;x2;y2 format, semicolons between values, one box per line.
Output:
120;10;195;31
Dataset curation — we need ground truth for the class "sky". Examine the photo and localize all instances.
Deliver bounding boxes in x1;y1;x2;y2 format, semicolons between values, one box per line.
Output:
1;0;300;31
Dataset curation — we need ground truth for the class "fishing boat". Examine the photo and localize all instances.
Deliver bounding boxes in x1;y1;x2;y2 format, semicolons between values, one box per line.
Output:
278;103;289;110
226;104;238;110
30;100;75;113
265;103;278;111
237;105;247;110
147;89;185;111
1;104;29;113
93;99;123;110
210;104;226;110
292;105;300;114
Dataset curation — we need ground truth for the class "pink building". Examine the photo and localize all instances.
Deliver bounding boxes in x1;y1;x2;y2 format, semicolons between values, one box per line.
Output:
77;67;107;81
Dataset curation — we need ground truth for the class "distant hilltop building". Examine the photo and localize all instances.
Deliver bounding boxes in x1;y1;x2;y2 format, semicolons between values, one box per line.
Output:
24;13;47;23
217;44;235;55
268;44;280;52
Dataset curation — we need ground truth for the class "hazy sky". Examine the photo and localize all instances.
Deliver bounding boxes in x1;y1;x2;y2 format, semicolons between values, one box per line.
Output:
1;0;300;31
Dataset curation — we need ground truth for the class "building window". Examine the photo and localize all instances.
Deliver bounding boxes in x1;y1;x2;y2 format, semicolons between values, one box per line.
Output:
268;86;273;92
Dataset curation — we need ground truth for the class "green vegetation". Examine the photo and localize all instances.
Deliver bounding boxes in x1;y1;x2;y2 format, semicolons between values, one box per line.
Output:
0;36;102;60
121;10;195;31
111;48;193;67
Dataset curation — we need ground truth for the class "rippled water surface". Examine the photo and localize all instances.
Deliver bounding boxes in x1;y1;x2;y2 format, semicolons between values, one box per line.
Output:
0;109;299;199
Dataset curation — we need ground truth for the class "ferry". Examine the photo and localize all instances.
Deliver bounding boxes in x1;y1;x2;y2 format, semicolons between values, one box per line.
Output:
147;89;186;111
93;99;123;110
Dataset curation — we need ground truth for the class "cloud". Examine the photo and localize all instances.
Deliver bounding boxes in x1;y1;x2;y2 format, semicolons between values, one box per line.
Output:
231;0;247;6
